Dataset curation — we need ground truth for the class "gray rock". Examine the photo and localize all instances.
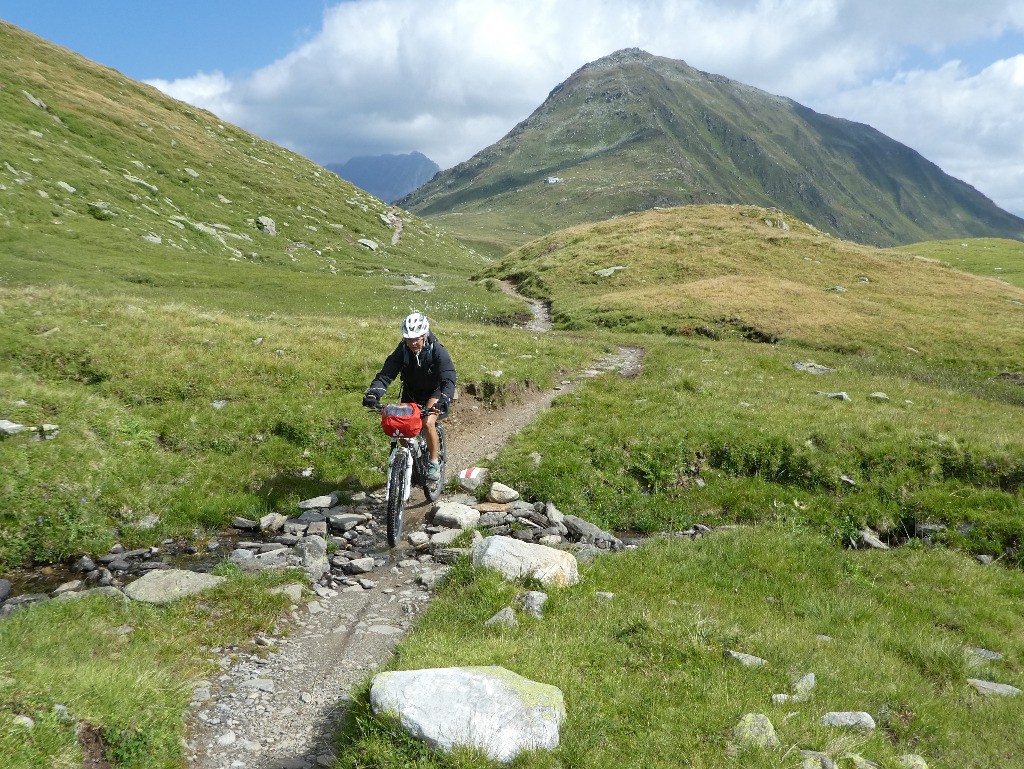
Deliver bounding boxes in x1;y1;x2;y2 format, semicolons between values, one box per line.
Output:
457;466;489;492
433;502;480;530
0;579;11;603
965;646;1004;662
299;492;338;509
487;482;520;503
269;583;304;603
895;755;928;769
229;549;256;563
820;711;875;729
725;650;766;667
345;557;375;575
328;513;363;532
357;238;379;251
0;419;29;436
259;513;288;532
232;516;259;530
123;570;225;604
868;392;890;401
306;521;328;538
239;678;275;694
55;586;125;602
484;607;518;628
967;678;1022;697
370;666;564;762
859;528;889;550
471;536;579;587
294;536;329;581
562;515;621;548
407;531;430;549
0;593;49;616
800;751;837;769
733;713;779;749
430;529;464;547
518;591;548;619
816;391;851;401
792;361;834;375
544;502;565;525
256;216;276;235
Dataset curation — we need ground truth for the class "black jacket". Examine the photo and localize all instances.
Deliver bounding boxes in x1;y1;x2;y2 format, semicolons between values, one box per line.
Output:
367;334;456;407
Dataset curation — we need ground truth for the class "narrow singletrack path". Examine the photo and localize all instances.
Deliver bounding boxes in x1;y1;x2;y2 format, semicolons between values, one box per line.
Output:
187;285;644;769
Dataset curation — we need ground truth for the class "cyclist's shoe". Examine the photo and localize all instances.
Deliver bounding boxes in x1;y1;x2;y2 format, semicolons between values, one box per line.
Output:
425;460;441;482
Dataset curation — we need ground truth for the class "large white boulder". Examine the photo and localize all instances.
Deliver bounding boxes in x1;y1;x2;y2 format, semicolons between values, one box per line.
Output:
370;666;565;762
123;569;225;604
471;536;579;587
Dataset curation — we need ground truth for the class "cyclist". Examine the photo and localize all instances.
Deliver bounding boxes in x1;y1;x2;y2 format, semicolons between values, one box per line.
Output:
362;312;456;481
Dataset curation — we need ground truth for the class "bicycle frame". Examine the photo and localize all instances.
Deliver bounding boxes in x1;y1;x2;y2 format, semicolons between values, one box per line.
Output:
386;435;423;506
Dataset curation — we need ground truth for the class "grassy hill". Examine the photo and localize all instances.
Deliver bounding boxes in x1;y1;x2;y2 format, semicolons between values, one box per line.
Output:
0;20;590;565
490;205;1024;372
0;21;500;315
401;49;1024;256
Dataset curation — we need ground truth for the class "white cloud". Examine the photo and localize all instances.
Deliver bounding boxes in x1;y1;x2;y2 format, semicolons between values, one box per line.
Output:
147;0;1024;216
819;56;1024;216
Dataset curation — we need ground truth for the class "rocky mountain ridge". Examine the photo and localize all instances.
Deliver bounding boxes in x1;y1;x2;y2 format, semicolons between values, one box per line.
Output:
401;48;1024;251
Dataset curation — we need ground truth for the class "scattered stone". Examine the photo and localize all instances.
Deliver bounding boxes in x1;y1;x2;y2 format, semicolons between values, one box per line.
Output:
358;238;379;251
859;528;889;550
816;391;851;401
471;536;579;587
792;361;834;375
725;650;766;667
407;531;430;549
965;646;1003;663
0;419;29;436
967;678;1021;697
487;482;520;503
868;392;890;402
593;266;625;277
595;591;614;601
820;711;875;729
232;516;260;530
256;216;276;235
239;678;275;694
0;579;10;603
123;569;225;604
299;493;338;510
732;713;779;749
518;591;548;619
800;750;837;769
484;607;518;628
895;755;929;769
976;555;994;565
433;502;480;530
260;513;288;532
370;666;564;762
13;715;34;730
269;583;304;603
458;466;490;491
345;557;375;575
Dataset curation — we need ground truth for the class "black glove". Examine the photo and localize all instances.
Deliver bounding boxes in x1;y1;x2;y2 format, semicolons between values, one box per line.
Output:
362;393;380;408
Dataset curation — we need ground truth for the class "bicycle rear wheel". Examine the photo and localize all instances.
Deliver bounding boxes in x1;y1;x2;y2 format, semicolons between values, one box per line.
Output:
387;451;411;547
422;424;447;502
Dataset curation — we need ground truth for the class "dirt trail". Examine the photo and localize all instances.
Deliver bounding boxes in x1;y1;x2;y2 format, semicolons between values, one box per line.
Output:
186;290;644;769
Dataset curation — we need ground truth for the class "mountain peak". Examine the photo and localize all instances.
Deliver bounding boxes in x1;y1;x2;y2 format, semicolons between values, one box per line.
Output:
402;49;1024;252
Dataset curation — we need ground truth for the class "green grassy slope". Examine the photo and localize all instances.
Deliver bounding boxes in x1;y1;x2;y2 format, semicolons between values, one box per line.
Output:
0;21;591;565
0;21;501;316
402;49;1024;255
890;237;1024;291
492;205;1024;374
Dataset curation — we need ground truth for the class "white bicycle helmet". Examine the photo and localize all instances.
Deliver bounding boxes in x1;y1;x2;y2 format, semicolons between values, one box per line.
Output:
401;311;430;338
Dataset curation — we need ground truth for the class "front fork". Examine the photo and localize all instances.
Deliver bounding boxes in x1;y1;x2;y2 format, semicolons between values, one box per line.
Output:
386;441;416;504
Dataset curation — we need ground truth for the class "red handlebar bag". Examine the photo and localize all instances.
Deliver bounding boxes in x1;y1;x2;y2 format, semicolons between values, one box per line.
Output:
380;403;422;438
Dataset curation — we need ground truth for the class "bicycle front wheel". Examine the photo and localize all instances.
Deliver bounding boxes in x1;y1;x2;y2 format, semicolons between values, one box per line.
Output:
387;450;411;547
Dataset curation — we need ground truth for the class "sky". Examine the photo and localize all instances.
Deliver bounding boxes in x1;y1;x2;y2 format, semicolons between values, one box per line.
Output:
2;0;1023;217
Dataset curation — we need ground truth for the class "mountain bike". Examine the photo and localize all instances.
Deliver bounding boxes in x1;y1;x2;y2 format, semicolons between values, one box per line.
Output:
372;403;447;547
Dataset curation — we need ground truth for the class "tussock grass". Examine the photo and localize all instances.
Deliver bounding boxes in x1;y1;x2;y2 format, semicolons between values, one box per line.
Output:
0;285;589;565
491;333;1024;558
493;206;1024;372
0;569;300;769
337;528;1024;767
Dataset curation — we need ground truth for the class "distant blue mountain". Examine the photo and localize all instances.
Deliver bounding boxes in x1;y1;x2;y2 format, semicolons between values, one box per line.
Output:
325;151;440;203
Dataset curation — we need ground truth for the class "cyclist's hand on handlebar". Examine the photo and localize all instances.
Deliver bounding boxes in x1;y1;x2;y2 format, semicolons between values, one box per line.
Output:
362;393;380;409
